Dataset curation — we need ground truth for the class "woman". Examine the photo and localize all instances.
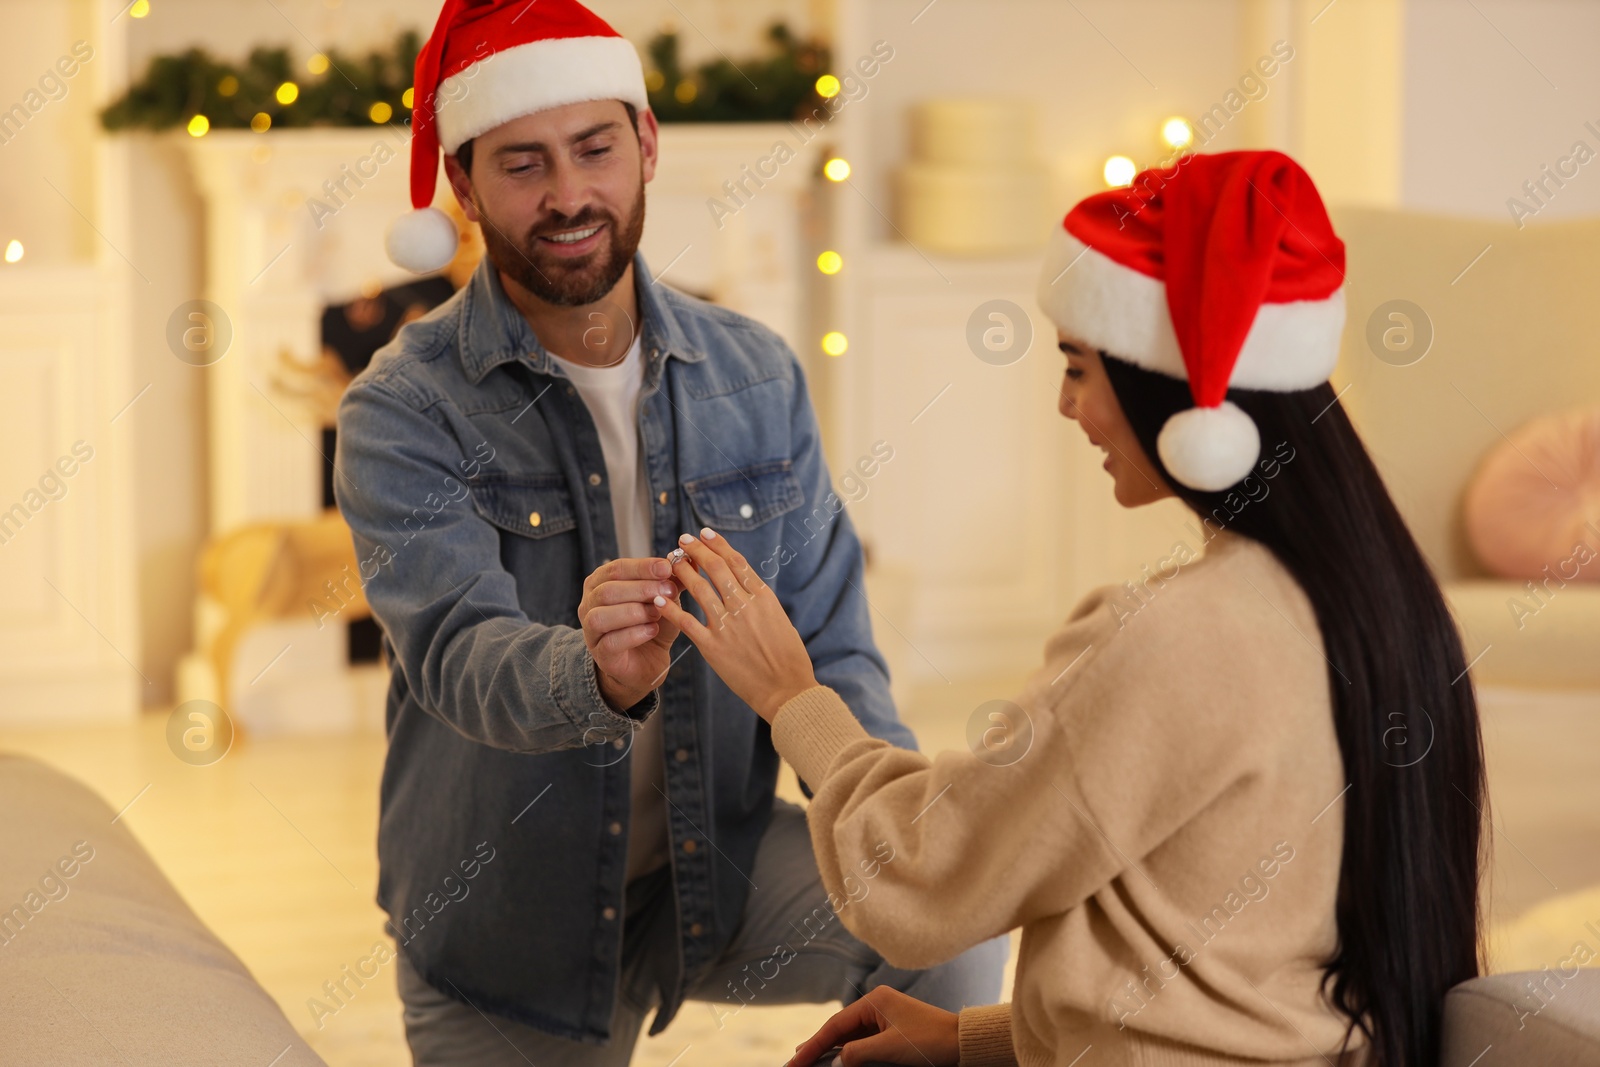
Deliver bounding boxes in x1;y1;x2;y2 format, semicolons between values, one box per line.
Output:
642;151;1486;1066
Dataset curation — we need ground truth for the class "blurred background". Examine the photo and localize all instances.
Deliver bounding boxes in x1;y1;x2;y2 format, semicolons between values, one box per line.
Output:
3;0;1599;1063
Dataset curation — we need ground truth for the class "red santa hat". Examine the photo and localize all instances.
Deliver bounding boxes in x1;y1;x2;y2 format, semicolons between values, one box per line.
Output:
1036;150;1347;492
386;0;650;273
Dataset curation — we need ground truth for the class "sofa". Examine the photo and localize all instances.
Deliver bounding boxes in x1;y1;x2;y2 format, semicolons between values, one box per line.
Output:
0;753;326;1066
1332;209;1600;689
2;752;1595;1064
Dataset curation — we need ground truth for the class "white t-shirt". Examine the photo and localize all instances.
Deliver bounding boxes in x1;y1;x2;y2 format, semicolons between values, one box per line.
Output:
551;333;670;882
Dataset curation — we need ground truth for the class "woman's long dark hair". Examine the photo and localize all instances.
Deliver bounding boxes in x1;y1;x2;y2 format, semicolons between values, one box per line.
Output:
1100;354;1487;1067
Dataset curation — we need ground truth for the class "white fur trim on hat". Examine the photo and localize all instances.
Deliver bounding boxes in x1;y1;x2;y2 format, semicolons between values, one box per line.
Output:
1157;401;1261;492
1035;227;1346;392
435;36;649;154
385;206;459;275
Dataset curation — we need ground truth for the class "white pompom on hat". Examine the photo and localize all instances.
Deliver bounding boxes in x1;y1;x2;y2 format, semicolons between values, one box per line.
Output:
1036;150;1347;492
389;0;651;273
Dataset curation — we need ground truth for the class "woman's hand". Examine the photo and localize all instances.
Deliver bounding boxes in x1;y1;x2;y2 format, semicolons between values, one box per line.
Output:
654;528;818;722
788;986;960;1067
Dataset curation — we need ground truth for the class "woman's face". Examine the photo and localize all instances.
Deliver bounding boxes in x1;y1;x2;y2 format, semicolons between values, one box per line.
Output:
1056;332;1174;507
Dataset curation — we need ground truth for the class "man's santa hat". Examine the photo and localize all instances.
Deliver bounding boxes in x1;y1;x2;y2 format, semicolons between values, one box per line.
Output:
1036;150;1346;492
386;0;650;273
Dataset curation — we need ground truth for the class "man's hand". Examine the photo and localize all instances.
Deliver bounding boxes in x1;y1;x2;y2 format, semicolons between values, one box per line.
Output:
578;558;683;713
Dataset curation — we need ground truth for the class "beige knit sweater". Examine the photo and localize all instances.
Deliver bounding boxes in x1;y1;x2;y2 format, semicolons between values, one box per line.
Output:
771;530;1369;1067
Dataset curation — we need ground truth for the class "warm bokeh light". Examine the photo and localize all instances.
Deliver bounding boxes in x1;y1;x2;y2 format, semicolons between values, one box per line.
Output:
674;79;697;105
1103;155;1137;187
815;75;841;98
250;112;272;133
276;81;299;105
816;250;843;275
218;75;239;97
401;87;414;109
1162;116;1195;150
644;70;665;93
129;0;150;17
369;101;393;123
823;157;851;182
4;240;23;264
821;331;849;357
307;53;330;75
186;114;210;137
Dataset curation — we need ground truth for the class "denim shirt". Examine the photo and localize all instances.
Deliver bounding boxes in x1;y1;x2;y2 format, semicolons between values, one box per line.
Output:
333;252;915;1043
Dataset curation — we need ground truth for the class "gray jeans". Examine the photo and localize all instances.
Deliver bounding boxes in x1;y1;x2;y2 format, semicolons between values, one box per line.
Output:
397;798;1010;1067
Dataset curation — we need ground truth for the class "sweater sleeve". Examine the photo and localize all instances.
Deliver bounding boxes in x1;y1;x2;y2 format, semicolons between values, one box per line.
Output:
957;1003;1017;1067
769;591;1129;968
770;562;1286;971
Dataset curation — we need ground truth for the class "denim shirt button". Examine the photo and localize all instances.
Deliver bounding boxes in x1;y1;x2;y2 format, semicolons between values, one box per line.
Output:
689;922;704;936
738;503;754;519
602;906;617;921
674;748;689;762
589;472;603;486
609;821;622;835
682;839;697;853
657;491;669;505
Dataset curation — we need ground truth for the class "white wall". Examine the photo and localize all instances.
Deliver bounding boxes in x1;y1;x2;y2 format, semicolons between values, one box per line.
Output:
1401;0;1600;221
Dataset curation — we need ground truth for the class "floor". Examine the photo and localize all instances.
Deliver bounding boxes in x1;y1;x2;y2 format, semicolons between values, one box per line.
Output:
0;677;1594;1066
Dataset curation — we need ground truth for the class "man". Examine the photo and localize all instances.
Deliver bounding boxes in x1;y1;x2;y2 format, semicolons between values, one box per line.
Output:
333;1;1007;1064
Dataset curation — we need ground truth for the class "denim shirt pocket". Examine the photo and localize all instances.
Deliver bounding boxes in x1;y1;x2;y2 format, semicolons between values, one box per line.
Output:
682;459;804;532
468;473;579;538
467;472;584;624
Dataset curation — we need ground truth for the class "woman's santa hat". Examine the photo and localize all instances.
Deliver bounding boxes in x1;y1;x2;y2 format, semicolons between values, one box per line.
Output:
1037;150;1346;492
386;0;650;273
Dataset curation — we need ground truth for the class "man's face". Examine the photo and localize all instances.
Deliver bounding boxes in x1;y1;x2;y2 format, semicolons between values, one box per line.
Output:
445;99;657;308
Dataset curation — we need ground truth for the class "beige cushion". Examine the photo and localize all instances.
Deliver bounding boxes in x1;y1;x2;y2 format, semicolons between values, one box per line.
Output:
1463;406;1600;581
1441;970;1600;1065
0;753;325;1065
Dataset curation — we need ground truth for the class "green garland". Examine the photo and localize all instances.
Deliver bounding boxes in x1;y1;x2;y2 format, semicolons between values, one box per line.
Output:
99;24;831;132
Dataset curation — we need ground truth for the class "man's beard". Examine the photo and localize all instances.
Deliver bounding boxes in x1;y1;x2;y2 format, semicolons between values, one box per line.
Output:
474;182;646;308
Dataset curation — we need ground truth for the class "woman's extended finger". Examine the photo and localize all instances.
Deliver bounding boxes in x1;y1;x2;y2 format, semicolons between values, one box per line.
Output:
677;532;749;612
669;540;733;625
696;527;768;595
653;592;712;646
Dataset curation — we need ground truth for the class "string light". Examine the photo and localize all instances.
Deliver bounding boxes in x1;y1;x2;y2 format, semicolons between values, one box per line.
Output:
307;53;330;75
4;240;23;264
218;75;239;97
369;101;393;123
186;114;210;137
1161;117;1195;151
276;81;299;105
401;87;414;109
823;157;851;182
674;80;697;104
130;0;150;17
816;250;843;275
815;75;841;98
821;332;849;357
644;70;665;93
250;112;272;132
1103;155;1136;187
